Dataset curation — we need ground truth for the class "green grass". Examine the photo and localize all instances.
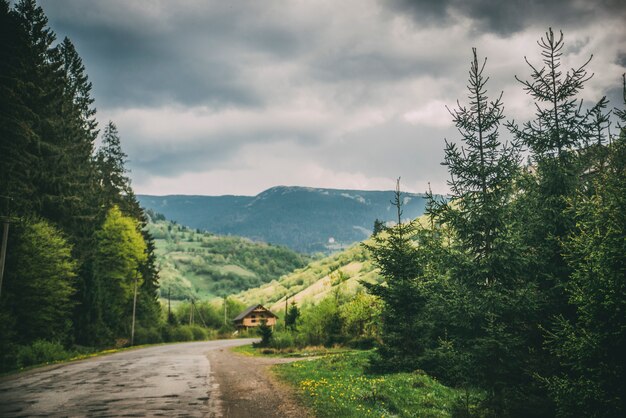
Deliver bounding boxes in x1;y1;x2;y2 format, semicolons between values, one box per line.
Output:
273;351;464;418
232;344;349;358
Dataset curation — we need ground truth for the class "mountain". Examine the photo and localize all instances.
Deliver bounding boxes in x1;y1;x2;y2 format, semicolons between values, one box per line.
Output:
138;186;438;253
146;219;312;300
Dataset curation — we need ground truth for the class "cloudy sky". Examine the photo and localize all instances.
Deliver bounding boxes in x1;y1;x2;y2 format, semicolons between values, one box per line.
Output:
41;0;626;196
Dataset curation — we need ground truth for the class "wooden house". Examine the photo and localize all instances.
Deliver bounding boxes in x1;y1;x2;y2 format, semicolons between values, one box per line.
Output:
233;304;278;329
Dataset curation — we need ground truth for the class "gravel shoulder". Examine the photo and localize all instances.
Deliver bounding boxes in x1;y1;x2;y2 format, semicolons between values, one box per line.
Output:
208;347;313;418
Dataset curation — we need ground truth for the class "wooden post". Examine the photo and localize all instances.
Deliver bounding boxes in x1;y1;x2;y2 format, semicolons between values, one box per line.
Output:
224;297;227;325
0;220;9;299
130;271;139;346
168;287;171;319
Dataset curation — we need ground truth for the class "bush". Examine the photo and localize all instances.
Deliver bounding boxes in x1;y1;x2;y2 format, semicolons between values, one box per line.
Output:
170;326;194;342
134;327;163;345
346;336;377;350
269;331;296;349
189;325;209;341
16;340;71;368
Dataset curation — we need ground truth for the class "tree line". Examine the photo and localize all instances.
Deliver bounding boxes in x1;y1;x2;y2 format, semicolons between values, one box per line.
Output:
0;0;161;370
366;31;625;417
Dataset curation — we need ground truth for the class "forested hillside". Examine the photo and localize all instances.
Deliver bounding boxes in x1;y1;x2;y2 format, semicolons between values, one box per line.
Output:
138;186;440;253
145;215;312;299
0;1;161;371
234;239;378;311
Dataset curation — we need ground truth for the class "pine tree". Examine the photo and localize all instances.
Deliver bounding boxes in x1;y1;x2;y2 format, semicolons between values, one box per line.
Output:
285;301;300;331
429;48;538;415
95;121;132;210
0;1;39;215
363;179;429;372
544;76;626;418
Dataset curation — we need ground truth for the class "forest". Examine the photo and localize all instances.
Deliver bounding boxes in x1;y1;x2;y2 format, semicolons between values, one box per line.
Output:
0;0;164;370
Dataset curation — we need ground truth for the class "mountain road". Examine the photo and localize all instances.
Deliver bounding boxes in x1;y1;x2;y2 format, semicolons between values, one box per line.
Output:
0;339;311;417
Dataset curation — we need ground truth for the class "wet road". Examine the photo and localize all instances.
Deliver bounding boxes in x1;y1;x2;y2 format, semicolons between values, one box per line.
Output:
0;339;257;417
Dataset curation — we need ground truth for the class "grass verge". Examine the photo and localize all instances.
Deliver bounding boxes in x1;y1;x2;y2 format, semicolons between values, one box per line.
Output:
231;344;350;358
273;350;468;418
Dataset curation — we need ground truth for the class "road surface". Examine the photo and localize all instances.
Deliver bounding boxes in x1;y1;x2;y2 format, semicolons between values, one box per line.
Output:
0;339;311;417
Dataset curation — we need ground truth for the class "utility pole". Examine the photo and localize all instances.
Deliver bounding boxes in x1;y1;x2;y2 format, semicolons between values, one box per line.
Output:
168;288;171;319
224;297;227;325
0;196;13;299
130;270;139;346
285;294;289;326
189;298;194;325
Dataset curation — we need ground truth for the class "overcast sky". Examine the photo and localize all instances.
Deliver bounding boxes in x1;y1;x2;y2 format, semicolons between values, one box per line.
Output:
41;0;626;196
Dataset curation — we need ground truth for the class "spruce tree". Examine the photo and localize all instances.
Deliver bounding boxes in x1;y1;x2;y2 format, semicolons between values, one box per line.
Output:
430;48;536;415
363;179;429;372
544;76;626;418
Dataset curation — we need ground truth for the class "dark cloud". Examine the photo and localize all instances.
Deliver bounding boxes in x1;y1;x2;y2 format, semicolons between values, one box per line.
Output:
43;1;307;109
386;0;626;36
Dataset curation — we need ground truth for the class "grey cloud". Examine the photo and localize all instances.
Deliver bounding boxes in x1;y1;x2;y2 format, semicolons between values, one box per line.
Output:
43;0;310;109
386;0;626;36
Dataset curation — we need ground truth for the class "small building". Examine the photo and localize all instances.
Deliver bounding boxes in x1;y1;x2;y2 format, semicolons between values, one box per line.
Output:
233;304;278;329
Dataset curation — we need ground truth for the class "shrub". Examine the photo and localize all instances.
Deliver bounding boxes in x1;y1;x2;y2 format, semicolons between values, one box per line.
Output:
134;327;163;345
16;340;71;368
170;326;194;342
189;325;208;341
269;331;295;349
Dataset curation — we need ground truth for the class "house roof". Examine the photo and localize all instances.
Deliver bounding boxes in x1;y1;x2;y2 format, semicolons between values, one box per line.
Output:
233;304;278;321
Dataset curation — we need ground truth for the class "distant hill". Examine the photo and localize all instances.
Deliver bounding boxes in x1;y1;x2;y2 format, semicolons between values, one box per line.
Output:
234;240;380;313
139;186;438;253
146;219;312;300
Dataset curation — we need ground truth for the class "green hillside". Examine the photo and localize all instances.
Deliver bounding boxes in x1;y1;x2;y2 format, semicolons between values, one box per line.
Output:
234;240;381;312
146;218;312;300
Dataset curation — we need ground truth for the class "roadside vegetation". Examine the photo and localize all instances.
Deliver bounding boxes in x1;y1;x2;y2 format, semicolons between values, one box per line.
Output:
274;351;473;418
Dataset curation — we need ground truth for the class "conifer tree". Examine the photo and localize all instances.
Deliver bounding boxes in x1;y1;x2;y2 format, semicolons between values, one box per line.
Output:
429;48;537;415
508;29;596;302
96;121;132;209
363;180;429;371
544;76;626;418
0;1;38;215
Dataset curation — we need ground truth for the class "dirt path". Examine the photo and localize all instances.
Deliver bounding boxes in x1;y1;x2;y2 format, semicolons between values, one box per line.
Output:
207;348;313;418
0;339;312;417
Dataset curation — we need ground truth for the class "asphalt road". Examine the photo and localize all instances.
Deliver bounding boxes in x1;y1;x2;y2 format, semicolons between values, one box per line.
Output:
0;338;309;418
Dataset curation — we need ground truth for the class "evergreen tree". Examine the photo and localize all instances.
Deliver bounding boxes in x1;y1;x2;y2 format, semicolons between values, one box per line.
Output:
256;319;273;347
363;179;429;371
544;77;626;418
284;301;300;331
95;121;132;210
428;48;539;415
507;28;596;316
507;31;606;413
0;1;39;215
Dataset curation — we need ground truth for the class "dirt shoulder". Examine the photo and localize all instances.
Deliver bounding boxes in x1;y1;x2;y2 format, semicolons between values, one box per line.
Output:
207;347;313;418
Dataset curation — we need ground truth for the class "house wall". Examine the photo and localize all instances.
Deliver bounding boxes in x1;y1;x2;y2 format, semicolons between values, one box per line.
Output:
241;310;276;327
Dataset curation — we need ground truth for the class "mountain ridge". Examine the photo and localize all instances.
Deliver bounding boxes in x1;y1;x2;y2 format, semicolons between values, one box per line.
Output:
138;185;443;253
